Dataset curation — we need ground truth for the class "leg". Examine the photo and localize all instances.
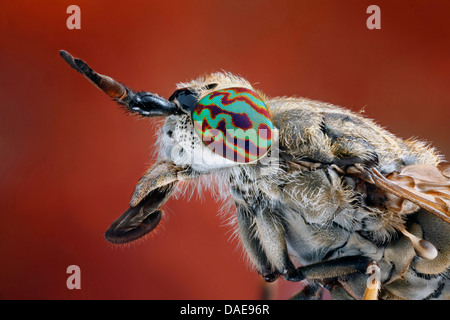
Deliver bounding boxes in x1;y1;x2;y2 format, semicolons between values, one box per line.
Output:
327;281;357;300
235;203;279;282
232;184;300;282
290;282;327;300
251;201;300;281
291;257;379;300
296;256;371;280
293;256;377;300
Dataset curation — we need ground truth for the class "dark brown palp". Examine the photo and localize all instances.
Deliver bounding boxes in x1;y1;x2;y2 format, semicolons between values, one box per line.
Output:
105;183;177;244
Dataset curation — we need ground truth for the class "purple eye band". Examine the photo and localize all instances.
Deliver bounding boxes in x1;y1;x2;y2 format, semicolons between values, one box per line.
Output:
192;88;274;163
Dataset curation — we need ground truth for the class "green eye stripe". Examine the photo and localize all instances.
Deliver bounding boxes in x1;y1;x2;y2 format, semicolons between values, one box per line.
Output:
192;87;273;163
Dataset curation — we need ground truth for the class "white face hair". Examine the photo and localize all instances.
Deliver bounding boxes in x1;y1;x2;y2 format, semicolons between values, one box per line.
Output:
158;114;239;172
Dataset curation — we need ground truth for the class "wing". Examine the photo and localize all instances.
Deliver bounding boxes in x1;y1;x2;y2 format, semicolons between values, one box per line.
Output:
367;164;450;224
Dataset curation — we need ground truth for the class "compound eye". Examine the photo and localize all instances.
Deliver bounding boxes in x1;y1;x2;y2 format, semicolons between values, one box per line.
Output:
169;88;198;113
192;87;274;164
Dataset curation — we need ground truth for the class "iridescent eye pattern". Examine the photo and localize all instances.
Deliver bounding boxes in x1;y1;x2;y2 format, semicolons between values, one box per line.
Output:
192;88;273;163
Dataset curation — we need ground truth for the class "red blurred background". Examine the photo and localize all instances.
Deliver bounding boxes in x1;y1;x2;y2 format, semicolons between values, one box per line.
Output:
0;0;449;299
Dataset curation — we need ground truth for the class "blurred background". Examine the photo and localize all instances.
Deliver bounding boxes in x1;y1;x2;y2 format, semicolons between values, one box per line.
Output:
0;0;449;299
